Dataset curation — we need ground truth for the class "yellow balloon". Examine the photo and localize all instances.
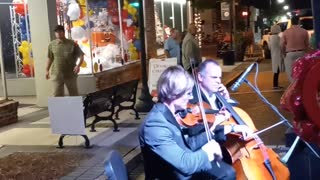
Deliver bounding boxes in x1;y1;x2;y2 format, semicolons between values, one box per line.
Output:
94;62;99;73
81;7;87;16
131;51;138;60
22;58;30;65
72;19;85;27
89;10;94;16
79;0;86;6
81;60;87;68
132;8;137;15
124;0;128;6
135;29;140;39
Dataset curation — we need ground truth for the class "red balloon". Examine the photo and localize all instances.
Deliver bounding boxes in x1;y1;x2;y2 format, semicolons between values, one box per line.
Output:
125;26;135;41
22;64;34;77
112;15;119;25
122;9;128;19
108;0;117;9
14;3;27;16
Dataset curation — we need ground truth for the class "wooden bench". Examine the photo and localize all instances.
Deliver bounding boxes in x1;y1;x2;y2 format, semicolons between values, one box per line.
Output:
83;79;140;132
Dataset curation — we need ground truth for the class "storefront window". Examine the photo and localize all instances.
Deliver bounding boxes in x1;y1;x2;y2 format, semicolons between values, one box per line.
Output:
154;0;187;54
57;0;141;75
0;0;33;78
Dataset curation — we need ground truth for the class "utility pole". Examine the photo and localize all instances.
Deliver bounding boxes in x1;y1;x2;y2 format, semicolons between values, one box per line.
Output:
311;0;320;48
230;0;236;50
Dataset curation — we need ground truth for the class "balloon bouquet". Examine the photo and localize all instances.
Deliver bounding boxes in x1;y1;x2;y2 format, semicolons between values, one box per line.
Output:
13;0;34;77
62;0;141;74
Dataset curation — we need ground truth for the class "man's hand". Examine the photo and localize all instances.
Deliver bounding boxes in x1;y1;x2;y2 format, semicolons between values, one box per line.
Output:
217;84;230;99
201;140;223;162
212;109;230;127
45;71;50;80
73;65;80;74
234;125;254;140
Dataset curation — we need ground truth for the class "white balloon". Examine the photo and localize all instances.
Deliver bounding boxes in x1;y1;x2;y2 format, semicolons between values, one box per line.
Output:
67;3;80;21
71;27;86;40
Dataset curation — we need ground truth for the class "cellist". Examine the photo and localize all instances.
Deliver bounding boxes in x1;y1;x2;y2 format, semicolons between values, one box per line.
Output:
139;66;236;179
185;59;253;146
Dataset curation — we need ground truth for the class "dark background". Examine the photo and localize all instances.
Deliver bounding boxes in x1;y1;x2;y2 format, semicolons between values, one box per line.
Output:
0;0;15;73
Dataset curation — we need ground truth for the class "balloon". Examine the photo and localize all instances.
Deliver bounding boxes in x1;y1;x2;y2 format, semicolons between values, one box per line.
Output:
133;40;141;51
67;3;80;21
80;60;87;68
122;9;128;19
72;19;85;27
93;62;98;73
22;64;34;77
125;26;135;41
79;0;86;6
21;34;28;41
22;57;30;65
125;18;133;27
108;0;117;9
135;28;140;39
71;27;87;40
13;0;28;16
111;15;119;25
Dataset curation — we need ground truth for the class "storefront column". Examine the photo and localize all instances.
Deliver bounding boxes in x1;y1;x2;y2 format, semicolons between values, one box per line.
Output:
144;0;157;58
187;0;193;24
28;0;57;107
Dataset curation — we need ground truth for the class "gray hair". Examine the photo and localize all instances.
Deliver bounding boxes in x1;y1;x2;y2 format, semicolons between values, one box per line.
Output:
157;66;194;102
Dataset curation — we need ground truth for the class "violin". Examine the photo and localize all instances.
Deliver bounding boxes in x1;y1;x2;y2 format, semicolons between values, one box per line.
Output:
175;102;219;127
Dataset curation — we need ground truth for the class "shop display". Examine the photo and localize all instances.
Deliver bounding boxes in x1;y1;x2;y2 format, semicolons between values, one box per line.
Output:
11;0;34;77
59;0;141;74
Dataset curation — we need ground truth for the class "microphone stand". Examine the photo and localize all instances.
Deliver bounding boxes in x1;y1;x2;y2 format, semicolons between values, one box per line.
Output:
242;78;320;163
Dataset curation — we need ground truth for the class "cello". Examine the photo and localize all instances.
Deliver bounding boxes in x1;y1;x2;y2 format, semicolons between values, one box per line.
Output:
215;92;290;180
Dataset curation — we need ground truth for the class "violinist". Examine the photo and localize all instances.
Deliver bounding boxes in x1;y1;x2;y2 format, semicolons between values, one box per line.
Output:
139;66;236;180
186;59;253;144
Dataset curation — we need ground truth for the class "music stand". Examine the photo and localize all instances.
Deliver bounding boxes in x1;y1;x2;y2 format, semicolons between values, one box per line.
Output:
242;79;320;163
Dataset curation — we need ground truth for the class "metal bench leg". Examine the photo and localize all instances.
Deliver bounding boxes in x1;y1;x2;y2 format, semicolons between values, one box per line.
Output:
90;117;99;132
110;119;119;132
133;108;140;120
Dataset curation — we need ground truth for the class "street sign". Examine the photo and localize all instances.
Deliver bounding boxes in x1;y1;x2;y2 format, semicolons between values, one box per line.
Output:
221;2;230;21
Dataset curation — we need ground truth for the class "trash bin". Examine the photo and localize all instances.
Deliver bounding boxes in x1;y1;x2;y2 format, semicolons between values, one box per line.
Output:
222;50;235;65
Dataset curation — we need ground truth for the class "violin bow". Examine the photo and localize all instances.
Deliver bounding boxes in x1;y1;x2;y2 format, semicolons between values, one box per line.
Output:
189;58;221;168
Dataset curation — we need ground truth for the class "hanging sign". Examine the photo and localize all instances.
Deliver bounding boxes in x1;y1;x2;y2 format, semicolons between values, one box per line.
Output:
221;2;230;21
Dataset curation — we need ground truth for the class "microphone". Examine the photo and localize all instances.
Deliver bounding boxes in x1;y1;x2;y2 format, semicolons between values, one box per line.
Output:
230;63;255;91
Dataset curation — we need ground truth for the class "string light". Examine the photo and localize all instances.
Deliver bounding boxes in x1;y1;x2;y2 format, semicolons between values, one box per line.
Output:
194;13;202;48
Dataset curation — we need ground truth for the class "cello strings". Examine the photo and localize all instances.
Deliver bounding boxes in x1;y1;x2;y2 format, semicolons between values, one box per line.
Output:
190;59;212;141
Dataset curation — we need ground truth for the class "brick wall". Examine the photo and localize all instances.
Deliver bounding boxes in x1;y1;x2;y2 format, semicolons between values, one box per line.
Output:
144;0;157;58
0;100;19;127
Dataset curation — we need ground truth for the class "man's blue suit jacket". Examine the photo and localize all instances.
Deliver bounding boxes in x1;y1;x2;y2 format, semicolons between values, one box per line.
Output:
139;103;214;179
